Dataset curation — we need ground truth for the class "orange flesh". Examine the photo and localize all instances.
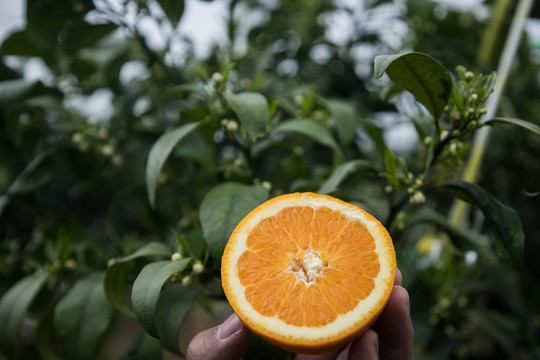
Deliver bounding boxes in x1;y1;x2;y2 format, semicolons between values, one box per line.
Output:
237;205;380;327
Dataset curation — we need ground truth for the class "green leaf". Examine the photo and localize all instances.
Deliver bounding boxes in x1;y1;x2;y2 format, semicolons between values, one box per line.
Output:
325;100;357;146
0;79;50;108
54;273;114;360
225;92;269;139
120;331;163;360
273;118;343;159
131;259;191;337
200;183;269;260
104;242;173;316
155;284;203;355
184;228;205;259
0;271;48;357
171;228;204;260
374;52;453;120
484;117;540;135
146;122;201;209
104;263;134;317
0;195;9;218
318;160;374;195
0;61;19;80
63;23;117;56
409;207;487;253
35;306;62;360
164;84;210;100
26;0;83;49
0;30;41;56
381;147;400;188
115;242;173;264
437;180;524;268
469;310;519;352
157;0;185;27
7;148;56;195
56;228;72;264
450;86;464;112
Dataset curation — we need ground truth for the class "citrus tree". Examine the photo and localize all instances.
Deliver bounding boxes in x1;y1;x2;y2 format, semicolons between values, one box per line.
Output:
1;0;539;359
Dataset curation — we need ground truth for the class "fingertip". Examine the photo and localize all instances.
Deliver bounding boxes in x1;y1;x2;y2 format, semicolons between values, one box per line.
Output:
348;329;378;360
395;268;403;286
187;313;251;360
217;313;244;339
389;285;410;313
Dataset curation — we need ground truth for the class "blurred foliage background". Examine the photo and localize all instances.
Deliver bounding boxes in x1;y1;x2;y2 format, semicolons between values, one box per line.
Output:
0;0;539;359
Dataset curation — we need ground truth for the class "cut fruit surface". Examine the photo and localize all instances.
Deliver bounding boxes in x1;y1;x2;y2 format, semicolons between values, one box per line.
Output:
221;192;396;354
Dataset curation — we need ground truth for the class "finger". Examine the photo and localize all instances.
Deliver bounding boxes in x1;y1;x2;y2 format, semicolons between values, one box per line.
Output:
394;268;402;286
374;286;413;360
187;313;251;360
348;329;378;360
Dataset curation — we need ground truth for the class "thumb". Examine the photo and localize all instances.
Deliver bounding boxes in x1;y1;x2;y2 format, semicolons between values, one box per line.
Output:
187;313;251;360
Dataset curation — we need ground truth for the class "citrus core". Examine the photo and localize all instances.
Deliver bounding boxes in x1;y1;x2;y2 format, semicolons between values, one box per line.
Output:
221;192;396;354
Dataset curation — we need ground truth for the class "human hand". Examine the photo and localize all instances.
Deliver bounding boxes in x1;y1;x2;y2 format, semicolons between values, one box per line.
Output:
186;269;413;360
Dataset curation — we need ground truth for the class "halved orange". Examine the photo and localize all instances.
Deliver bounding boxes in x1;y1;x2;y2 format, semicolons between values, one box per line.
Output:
221;192;396;354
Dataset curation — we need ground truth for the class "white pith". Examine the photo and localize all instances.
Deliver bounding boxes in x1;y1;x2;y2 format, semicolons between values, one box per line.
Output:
289;249;326;284
224;194;394;343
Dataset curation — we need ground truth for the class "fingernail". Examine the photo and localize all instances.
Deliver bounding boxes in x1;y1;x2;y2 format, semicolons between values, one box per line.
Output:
217;313;242;339
373;333;379;355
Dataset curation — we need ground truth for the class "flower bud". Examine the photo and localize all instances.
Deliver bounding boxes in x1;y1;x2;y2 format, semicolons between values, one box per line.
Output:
182;276;192;286
171;252;182;261
450;110;460;121
97;127;108;139
226;120;239;132
192;262;204;274
212;72;224;83
101;144;114;156
440;130;449;141
449;142;458;155
65;259;77;269
409;191;426;205
262;181;272;191
72;132;83;144
112;154;123;166
19;113;31;125
234;158;243;167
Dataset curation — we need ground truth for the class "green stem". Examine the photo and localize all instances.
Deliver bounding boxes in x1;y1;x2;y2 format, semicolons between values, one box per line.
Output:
385;195;410;230
476;0;514;68
449;0;533;227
